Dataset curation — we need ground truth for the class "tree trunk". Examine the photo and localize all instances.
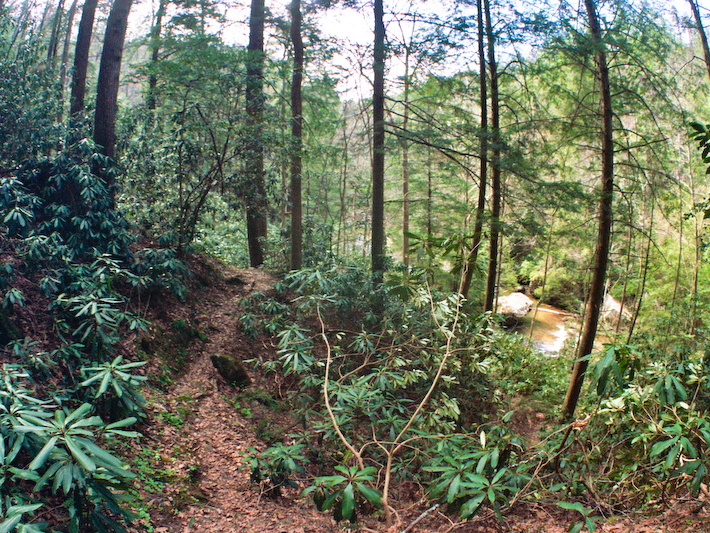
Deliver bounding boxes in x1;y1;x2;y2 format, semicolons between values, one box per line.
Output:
371;0;386;282
688;162;702;335
461;0;488;300
146;0;167;113
9;0;34;54
529;210;556;342
94;0;134;162
483;0;500;312
245;0;267;267
46;0;65;63
337;118;349;256
615;212;633;334
289;0;303;270
58;0;79;121
70;0;99;119
628;201;654;344
688;0;710;83
38;0;53;36
401;48;410;268
562;0;614;420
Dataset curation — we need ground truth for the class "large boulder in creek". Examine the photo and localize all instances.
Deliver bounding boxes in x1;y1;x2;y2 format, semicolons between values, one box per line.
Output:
210;353;251;388
497;292;533;327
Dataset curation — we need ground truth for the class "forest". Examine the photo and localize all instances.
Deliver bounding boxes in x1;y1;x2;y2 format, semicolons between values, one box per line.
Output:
2;0;710;530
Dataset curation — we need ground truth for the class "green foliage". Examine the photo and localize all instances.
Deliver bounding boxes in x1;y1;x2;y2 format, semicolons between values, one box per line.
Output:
549;345;710;507
275;324;316;376
79;357;147;420
249;443;306;496
121;32;253;253
585;344;642;398
557;501;599;533
303;465;381;523
688;121;710;227
423;426;528;519
0;366;139;533
690;121;710;178
0;30;187;530
241;264;544;522
0;503;46;533
0;45;61;167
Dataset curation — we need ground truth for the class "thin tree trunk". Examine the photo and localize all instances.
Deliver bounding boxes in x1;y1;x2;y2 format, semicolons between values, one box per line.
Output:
9;0;35;54
529;210;556;342
58;0;79;122
146;0;166;113
688;0;710;82
38;0;53;36
337;118;349;256
628;202;654;344
401;48;411;267
426;148;433;279
371;0;386;282
70;0;99;119
483;0;500;312
688;0;710;333
689;162;701;335
427;151;432;243
94;0;134;163
245;0;267;267
289;0;303;270
670;171;683;317
562;0;614;420
46;0;65;63
615;212;633;334
279;65;288;229
461;0;488;299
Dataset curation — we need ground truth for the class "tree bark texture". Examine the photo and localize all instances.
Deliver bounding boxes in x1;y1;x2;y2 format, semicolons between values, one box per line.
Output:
562;0;614;420
483;0;500;312
688;0;710;83
245;0;267;267
371;0;386;281
70;0;99;118
94;0;134;162
289;0;303;270
461;0;488;300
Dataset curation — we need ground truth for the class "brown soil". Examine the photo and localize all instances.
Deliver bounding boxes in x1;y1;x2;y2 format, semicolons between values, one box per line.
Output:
126;258;710;533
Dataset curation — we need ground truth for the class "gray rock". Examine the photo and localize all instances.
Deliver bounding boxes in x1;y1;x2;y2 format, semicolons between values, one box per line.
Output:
497;292;533;327
497;292;533;318
210;353;251;387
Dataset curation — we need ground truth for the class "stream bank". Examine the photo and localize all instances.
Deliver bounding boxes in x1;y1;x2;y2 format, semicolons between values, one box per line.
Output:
497;292;576;355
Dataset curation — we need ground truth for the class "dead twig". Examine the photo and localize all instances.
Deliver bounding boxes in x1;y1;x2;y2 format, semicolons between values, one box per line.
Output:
400;503;440;533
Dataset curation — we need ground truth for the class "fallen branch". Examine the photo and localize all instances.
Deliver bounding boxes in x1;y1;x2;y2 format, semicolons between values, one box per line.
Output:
400;503;440;533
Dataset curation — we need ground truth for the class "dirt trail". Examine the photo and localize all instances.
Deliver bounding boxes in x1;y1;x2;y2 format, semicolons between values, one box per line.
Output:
136;266;337;533
130;261;710;533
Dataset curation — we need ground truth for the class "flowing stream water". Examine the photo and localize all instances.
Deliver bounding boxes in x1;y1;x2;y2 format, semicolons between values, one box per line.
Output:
517;301;575;355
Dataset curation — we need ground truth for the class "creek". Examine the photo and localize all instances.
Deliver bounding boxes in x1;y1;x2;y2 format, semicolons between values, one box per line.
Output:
516;301;576;356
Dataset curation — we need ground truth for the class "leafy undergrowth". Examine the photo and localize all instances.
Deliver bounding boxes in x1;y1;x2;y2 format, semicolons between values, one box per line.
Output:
123;261;710;533
2;136;709;531
0;134;197;533
4;236;710;531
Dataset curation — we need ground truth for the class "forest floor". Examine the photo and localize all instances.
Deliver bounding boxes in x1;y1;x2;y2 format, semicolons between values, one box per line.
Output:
124;257;710;533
